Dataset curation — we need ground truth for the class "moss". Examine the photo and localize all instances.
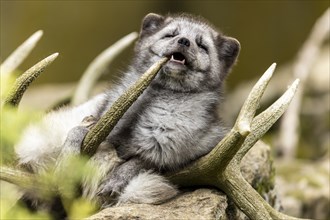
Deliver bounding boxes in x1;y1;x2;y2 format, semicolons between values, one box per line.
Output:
254;153;276;198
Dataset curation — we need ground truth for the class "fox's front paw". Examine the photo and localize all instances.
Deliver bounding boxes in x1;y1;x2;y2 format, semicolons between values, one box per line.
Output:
55;115;98;171
80;115;97;129
96;172;128;206
97;174;128;197
96;158;143;206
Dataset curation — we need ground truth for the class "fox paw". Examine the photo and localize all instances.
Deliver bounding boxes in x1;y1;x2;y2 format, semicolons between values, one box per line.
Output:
97;174;127;197
96;176;128;207
80;115;97;129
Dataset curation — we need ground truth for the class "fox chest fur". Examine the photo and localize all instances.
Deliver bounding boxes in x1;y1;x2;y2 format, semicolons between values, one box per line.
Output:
108;85;222;170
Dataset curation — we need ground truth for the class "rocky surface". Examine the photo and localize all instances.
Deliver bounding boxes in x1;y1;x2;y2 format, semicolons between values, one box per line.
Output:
87;189;228;220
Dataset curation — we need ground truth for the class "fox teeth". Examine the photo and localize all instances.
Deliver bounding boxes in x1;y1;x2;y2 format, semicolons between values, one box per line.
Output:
170;55;185;65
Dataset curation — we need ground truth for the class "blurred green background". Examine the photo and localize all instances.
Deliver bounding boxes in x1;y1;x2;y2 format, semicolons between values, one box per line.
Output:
1;0;328;88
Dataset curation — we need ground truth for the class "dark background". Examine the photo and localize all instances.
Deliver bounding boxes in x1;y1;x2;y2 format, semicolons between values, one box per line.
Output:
1;1;329;88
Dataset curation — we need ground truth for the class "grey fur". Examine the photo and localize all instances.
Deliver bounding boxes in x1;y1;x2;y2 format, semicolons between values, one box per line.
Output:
15;13;240;207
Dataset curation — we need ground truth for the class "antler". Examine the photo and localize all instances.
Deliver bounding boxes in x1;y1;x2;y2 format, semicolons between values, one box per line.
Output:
72;32;138;105
3;53;59;107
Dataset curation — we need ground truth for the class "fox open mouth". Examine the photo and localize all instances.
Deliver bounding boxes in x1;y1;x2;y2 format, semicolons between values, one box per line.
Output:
169;52;186;65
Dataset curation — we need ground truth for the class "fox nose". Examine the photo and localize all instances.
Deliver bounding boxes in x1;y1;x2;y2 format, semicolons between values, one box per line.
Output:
178;37;190;47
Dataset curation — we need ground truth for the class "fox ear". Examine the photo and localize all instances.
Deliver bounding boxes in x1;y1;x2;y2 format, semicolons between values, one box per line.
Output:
217;36;240;71
141;13;165;36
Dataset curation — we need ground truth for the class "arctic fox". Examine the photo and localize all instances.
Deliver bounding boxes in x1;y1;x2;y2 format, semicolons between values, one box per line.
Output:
15;13;240;210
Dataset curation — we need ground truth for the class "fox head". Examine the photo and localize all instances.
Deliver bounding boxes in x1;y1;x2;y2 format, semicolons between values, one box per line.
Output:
132;13;240;92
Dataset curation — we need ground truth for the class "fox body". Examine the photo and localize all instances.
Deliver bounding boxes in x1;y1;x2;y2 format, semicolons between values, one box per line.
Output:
15;13;240;209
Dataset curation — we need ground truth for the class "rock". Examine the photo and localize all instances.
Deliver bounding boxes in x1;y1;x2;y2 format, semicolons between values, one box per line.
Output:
87;141;278;220
87;189;228;220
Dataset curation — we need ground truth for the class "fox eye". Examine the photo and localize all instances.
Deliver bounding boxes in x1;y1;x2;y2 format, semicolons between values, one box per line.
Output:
196;36;208;53
197;43;208;53
162;29;179;39
164;34;174;38
163;33;176;39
